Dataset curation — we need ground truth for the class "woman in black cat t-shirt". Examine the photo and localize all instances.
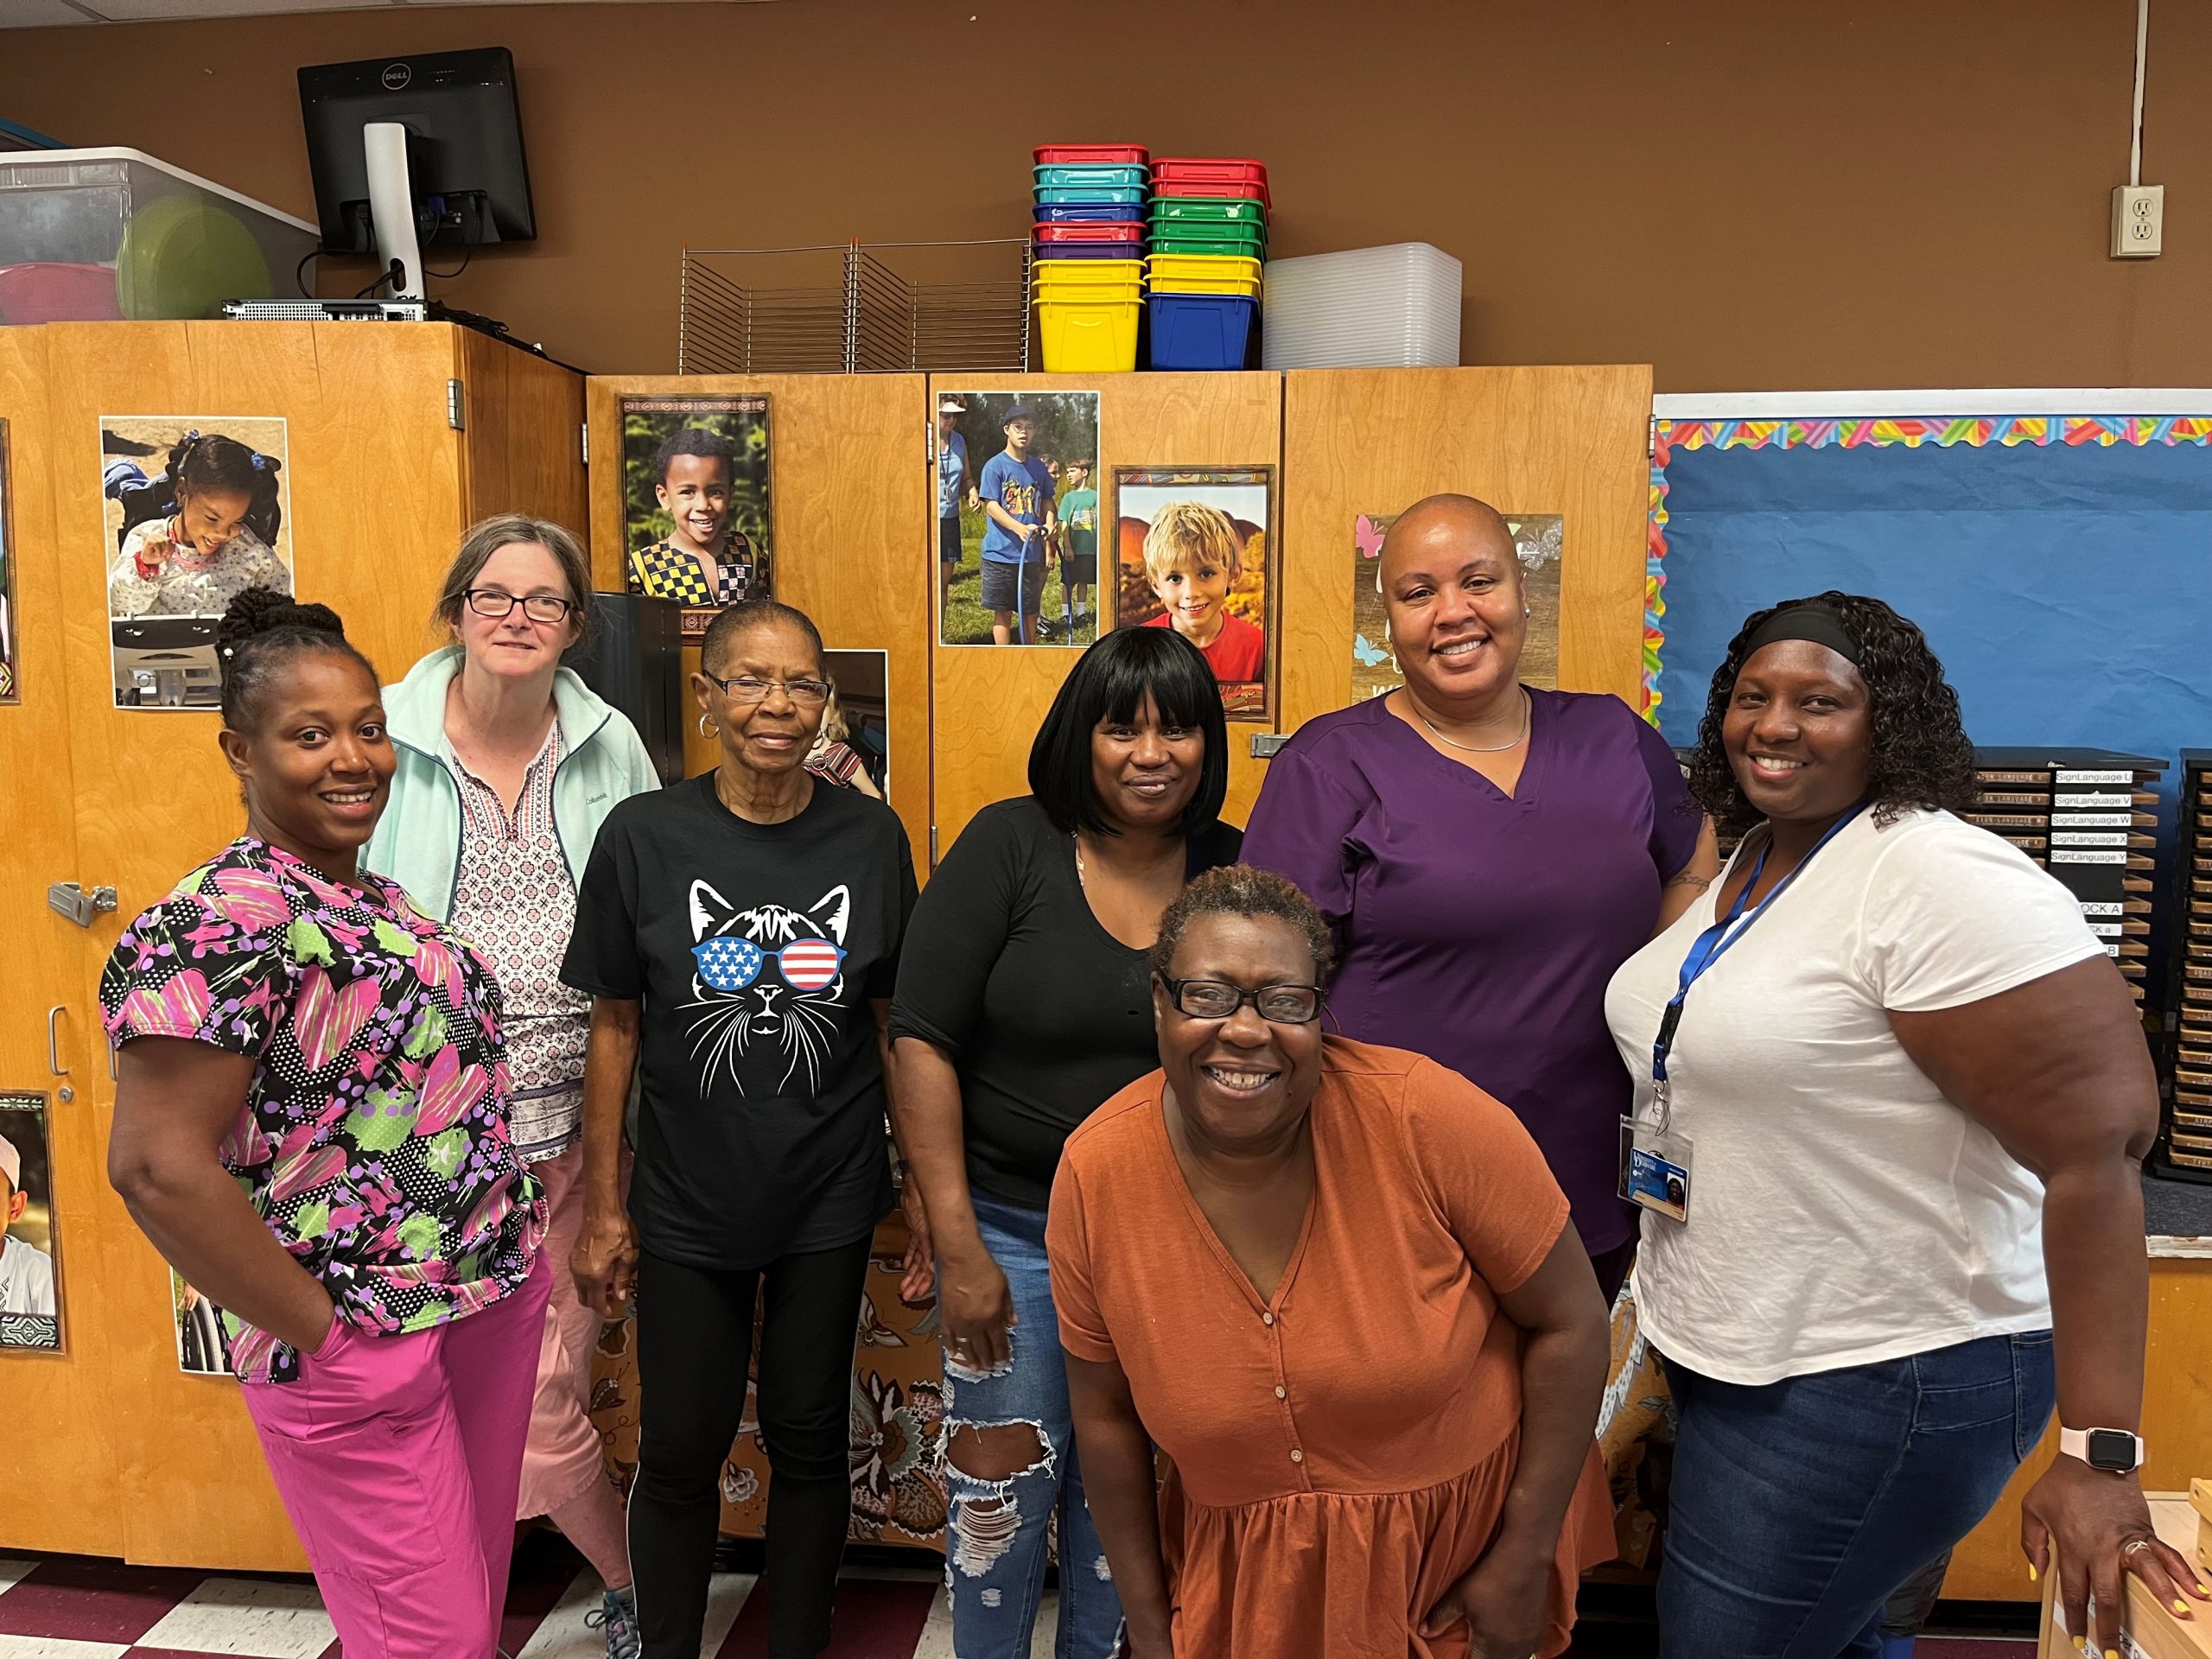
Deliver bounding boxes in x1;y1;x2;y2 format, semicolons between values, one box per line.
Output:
563;600;917;1659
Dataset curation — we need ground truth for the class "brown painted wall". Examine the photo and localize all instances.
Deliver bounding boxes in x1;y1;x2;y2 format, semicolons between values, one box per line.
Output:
4;0;2204;387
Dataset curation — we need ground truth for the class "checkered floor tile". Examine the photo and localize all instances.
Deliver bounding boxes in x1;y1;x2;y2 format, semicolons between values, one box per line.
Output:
0;1544;2042;1658
0;1536;1049;1659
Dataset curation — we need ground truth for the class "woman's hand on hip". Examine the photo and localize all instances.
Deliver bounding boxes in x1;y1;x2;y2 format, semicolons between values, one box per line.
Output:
1420;1542;1550;1658
936;1242;1016;1373
571;1203;640;1318
2024;1456;2209;1653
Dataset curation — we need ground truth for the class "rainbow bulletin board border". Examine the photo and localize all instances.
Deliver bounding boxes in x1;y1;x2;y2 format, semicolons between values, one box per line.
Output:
1643;414;2212;717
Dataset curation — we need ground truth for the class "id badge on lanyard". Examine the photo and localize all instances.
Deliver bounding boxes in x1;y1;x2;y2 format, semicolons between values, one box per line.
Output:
1619;805;1865;1225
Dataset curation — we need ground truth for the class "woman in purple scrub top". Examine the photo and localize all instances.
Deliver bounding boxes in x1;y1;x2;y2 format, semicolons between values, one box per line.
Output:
1242;494;1719;1302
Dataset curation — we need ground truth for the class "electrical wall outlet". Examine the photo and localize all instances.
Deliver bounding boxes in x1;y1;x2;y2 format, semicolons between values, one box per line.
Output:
2112;184;2165;257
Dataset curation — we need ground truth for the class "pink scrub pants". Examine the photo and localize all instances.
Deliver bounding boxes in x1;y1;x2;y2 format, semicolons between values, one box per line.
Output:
240;1255;552;1659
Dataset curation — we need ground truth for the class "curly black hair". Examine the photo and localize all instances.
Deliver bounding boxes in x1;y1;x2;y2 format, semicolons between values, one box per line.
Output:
215;586;374;734
1687;590;1976;832
1149;864;1335;988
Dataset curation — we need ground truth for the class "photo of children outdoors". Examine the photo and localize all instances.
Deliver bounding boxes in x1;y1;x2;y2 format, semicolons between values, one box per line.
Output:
1350;507;1562;702
1112;466;1274;719
937;389;1100;648
100;416;292;709
0;1093;61;1352
620;394;773;640
0;420;16;702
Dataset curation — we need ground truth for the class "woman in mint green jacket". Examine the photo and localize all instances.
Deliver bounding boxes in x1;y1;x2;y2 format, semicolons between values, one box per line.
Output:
364;514;660;1659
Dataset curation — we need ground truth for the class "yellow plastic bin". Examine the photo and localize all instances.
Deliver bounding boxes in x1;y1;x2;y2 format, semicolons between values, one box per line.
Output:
1144;252;1262;290
1033;257;1146;289
1036;292;1141;372
1147;272;1262;298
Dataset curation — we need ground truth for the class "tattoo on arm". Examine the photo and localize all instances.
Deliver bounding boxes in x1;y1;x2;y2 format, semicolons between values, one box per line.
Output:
1665;871;1713;893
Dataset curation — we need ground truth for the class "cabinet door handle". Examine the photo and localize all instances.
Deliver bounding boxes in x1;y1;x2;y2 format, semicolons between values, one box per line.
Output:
47;1005;68;1076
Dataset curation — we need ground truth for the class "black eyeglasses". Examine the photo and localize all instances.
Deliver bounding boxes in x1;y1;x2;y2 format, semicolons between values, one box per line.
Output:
702;671;832;709
1157;976;1324;1026
466;588;576;624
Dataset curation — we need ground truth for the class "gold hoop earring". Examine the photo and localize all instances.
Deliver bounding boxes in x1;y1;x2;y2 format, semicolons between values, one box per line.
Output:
699;713;719;740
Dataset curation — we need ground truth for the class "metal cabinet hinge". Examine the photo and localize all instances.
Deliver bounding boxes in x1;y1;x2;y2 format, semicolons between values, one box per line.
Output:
447;378;466;432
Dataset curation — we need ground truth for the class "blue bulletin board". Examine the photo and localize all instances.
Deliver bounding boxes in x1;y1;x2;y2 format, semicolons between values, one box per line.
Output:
1644;396;2212;1007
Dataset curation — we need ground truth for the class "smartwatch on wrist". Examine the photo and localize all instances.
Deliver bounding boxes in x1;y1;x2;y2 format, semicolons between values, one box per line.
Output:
2059;1426;2145;1474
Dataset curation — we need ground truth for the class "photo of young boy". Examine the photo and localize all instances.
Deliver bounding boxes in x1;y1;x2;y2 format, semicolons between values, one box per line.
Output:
1112;466;1274;719
937;389;1099;648
0;1094;61;1351
1054;456;1100;639
619;395;773;640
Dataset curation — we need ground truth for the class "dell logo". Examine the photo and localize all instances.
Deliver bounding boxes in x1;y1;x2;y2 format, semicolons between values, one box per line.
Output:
380;62;411;91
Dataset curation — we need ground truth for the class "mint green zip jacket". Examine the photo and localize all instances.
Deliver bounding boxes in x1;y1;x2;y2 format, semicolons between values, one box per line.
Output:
362;646;664;922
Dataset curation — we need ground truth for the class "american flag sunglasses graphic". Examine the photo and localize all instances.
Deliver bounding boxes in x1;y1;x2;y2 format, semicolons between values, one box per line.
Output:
693;936;848;994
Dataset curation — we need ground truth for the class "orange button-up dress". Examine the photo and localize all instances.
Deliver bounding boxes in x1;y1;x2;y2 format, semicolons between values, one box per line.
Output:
1046;1038;1616;1659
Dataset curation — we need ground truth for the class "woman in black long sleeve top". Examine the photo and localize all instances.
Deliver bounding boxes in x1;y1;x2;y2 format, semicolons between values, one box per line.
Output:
890;628;1238;1659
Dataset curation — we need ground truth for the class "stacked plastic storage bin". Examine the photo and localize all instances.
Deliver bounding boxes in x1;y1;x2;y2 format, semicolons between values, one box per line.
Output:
1146;158;1268;370
1033;146;1148;372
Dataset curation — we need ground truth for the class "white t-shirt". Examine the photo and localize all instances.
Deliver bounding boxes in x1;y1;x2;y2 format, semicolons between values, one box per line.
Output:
1603;808;2105;1384
0;1234;55;1318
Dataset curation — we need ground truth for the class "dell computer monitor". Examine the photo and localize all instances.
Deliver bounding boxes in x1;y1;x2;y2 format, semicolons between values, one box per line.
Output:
298;48;535;256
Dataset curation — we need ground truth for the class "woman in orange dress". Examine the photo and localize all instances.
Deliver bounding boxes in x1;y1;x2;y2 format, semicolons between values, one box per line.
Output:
1046;866;1617;1659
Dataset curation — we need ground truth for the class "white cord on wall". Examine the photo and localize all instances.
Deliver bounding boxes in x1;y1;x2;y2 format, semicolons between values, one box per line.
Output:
2129;0;2149;188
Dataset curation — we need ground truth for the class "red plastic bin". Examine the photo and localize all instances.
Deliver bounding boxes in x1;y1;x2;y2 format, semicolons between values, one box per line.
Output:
1033;144;1149;167
1152;178;1272;209
1033;221;1146;244
1153;158;1268;186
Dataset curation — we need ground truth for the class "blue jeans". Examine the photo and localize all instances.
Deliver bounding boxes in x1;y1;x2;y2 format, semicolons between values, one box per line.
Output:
1659;1330;2056;1659
942;1193;1124;1659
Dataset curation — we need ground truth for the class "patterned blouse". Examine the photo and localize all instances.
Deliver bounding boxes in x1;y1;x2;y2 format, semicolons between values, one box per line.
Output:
626;535;761;609
448;722;591;1163
99;836;546;1384
108;519;292;618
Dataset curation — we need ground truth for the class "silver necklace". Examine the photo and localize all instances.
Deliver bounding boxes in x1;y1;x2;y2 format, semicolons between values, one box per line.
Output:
1411;687;1530;753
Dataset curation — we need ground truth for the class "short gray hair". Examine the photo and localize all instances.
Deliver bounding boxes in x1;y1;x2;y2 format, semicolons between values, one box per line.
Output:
434;515;595;649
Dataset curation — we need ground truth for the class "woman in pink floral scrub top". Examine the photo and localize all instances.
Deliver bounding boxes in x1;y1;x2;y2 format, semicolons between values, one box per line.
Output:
101;589;547;1659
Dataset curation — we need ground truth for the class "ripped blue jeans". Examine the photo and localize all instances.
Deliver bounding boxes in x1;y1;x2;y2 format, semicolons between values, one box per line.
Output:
942;1192;1124;1658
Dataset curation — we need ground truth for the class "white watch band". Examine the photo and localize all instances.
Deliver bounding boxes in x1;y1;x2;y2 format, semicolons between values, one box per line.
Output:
2059;1426;2145;1471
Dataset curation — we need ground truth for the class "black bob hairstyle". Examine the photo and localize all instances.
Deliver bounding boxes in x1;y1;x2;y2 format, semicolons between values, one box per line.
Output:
1686;589;1976;834
1027;627;1229;837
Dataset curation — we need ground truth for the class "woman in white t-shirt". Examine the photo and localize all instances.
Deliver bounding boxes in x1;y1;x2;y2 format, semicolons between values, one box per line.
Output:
1605;594;2205;1659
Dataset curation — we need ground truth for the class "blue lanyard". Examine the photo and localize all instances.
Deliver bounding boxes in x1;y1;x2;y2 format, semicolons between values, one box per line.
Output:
1649;804;1866;1096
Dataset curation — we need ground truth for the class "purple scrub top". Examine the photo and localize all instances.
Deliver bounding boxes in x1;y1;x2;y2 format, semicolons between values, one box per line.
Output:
1242;687;1701;1255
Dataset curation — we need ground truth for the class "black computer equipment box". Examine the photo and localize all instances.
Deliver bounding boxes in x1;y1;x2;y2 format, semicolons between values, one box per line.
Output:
298;48;536;255
566;594;686;787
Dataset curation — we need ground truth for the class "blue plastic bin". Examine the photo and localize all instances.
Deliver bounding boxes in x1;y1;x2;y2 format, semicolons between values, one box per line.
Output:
1147;292;1256;371
1035;201;1147;224
1033;163;1149;191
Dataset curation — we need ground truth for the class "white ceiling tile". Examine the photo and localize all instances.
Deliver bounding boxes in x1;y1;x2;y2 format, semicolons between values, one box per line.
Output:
4;0;779;21
0;0;98;23
86;0;378;16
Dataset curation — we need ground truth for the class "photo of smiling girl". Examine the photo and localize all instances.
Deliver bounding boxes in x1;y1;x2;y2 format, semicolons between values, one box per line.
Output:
619;396;774;640
1113;467;1274;720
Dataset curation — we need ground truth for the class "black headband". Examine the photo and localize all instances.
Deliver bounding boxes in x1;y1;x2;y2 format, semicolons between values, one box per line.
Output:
1739;601;1862;668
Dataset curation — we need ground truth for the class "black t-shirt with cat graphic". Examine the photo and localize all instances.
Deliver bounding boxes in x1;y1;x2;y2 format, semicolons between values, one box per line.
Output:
563;772;918;1269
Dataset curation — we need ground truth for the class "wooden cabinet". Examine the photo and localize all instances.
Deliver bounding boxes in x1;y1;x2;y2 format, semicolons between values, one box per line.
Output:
0;321;582;1569
583;374;932;861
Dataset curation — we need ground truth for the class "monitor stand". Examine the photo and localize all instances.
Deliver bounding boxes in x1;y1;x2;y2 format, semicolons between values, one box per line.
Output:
364;121;423;300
